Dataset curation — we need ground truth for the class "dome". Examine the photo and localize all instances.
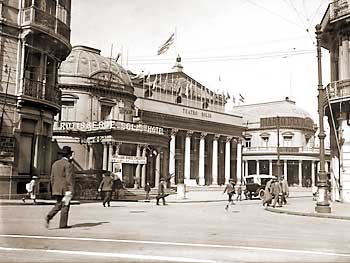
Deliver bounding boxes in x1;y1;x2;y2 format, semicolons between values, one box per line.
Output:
58;45;132;87
230;98;314;124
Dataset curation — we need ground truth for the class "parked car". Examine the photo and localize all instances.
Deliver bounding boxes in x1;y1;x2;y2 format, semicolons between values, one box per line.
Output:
244;174;276;200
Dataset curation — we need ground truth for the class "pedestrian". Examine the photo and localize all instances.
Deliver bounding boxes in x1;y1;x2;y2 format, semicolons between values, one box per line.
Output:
22;176;39;204
271;178;282;208
236;182;243;201
262;178;273;207
223;179;235;210
98;172;114;207
156;178;167;205
45;146;74;229
280;176;289;205
312;184;318;201
144;181;151;201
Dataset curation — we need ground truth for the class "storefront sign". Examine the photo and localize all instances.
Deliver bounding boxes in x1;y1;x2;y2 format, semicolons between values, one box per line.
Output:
111;155;147;164
54;120;164;135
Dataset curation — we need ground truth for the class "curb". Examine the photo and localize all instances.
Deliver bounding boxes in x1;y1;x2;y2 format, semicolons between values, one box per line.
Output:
265;206;350;221
0;200;81;206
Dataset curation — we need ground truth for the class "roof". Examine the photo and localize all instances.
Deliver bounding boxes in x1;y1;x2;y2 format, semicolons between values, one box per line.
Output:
58;45;132;87
229;98;313;124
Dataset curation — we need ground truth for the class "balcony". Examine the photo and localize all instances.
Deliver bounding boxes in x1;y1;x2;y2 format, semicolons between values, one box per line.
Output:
20;6;70;45
21;78;61;108
330;0;350;21
243;146;330;155
326;79;350;102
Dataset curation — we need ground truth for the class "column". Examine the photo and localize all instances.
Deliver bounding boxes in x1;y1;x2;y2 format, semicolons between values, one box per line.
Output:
339;38;344;80
102;143;108;171
88;143;94;169
343;37;349;79
198;133;206;186
236;138;242;183
135;145;141;189
244;161;248;177
184;131;192;182
311;161;316;187
284;161;288;180
155;151;161;188
256;160;260;175
108;143;113;172
169;130;176;186
269;160;273;176
141;146;147;188
212;135;219;185
298;160;302;186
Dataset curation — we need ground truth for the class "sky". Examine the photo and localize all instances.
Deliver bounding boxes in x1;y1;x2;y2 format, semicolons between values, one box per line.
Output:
70;0;331;121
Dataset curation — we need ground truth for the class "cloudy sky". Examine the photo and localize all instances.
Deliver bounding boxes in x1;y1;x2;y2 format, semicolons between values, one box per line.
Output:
70;0;330;120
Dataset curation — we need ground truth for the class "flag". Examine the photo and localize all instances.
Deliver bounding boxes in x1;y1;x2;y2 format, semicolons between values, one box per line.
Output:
157;32;175;55
232;95;236;104
226;91;230;99
239;93;245;103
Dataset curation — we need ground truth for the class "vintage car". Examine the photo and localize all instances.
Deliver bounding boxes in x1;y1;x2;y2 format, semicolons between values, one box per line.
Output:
244;174;276;200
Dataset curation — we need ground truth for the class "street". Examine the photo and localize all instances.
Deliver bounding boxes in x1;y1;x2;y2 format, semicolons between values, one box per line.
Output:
0;199;350;263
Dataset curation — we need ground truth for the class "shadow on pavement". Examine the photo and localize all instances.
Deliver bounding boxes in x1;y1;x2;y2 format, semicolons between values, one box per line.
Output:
70;221;109;228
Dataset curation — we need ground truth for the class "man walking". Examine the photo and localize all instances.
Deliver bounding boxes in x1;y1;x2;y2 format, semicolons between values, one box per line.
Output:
45;146;74;229
223;179;235;210
280;176;289;205
98;172;113;207
156;178;167;205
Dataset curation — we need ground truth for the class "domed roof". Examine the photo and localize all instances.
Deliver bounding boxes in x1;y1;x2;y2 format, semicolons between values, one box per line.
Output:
230;98;314;124
58;45;132;87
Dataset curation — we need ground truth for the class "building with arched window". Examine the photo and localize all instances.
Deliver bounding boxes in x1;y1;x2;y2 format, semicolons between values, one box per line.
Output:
230;98;330;187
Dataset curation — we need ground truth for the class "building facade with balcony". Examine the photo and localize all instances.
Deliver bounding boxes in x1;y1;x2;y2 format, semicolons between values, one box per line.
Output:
319;0;350;202
230;98;329;187
55;49;246;191
0;0;71;197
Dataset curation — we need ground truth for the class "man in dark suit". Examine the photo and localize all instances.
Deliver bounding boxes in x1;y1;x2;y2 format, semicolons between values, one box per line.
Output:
45;146;74;229
98;172;113;207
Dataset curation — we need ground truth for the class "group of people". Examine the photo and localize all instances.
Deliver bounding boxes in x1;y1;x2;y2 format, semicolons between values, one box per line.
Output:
262;176;289;208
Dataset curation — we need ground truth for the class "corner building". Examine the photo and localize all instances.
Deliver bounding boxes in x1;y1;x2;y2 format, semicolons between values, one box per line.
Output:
231;99;330;187
319;0;350;202
0;0;71;196
55;49;245;190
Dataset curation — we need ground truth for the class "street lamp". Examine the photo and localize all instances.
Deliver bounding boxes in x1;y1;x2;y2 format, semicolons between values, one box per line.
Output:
315;24;331;213
276;116;281;180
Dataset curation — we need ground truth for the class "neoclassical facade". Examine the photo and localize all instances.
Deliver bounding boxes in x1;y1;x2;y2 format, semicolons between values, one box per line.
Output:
231;99;330;187
0;0;71;196
55;48;246;189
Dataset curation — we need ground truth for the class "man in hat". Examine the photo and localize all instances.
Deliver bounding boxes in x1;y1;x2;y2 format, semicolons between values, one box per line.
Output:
22;176;39;204
156;178;167;205
45;146;74;229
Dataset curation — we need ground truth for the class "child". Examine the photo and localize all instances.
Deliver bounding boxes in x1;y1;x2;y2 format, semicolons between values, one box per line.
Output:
144;182;151;201
22;176;39;204
236;183;243;201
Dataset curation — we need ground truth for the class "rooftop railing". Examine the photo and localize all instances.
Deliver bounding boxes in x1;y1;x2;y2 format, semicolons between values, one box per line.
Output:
243;146;330;155
20;6;70;44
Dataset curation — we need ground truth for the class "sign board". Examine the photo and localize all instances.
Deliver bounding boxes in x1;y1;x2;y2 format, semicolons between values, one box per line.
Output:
111;155;147;164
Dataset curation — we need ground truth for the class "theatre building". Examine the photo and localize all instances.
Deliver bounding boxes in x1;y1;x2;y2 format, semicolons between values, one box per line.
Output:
54;47;246;190
231;99;330;187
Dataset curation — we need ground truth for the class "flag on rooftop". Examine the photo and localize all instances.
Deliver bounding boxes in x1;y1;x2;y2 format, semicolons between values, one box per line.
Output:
239;93;245;103
157;32;175;55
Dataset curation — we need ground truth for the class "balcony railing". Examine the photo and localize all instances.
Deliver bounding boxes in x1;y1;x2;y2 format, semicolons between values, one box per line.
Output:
330;0;350;21
21;7;70;43
23;78;61;105
326;79;350;101
243;146;330;155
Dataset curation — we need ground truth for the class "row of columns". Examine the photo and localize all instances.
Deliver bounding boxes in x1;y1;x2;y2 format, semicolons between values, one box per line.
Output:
168;130;243;186
243;160;326;186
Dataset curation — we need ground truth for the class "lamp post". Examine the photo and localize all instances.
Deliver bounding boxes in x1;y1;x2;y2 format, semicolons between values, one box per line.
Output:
315;24;331;213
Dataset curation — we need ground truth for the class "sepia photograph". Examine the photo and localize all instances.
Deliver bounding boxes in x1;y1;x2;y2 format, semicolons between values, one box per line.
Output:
0;0;350;262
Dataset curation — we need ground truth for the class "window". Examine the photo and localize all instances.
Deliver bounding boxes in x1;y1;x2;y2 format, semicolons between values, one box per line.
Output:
61;100;75;121
101;105;112;120
282;132;294;147
260;133;270;148
245;138;251;148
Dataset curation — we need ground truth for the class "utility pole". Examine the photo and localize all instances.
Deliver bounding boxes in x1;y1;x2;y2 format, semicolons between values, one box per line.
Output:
276;116;281;180
315;24;331;213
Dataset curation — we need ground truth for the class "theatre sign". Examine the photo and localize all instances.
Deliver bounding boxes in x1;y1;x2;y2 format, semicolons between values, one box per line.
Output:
53;120;165;135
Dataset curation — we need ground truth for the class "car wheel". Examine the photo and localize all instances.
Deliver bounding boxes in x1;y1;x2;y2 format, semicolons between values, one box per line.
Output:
259;189;265;200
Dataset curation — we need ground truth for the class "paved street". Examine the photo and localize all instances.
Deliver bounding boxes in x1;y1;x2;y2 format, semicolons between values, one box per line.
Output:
1;199;350;263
